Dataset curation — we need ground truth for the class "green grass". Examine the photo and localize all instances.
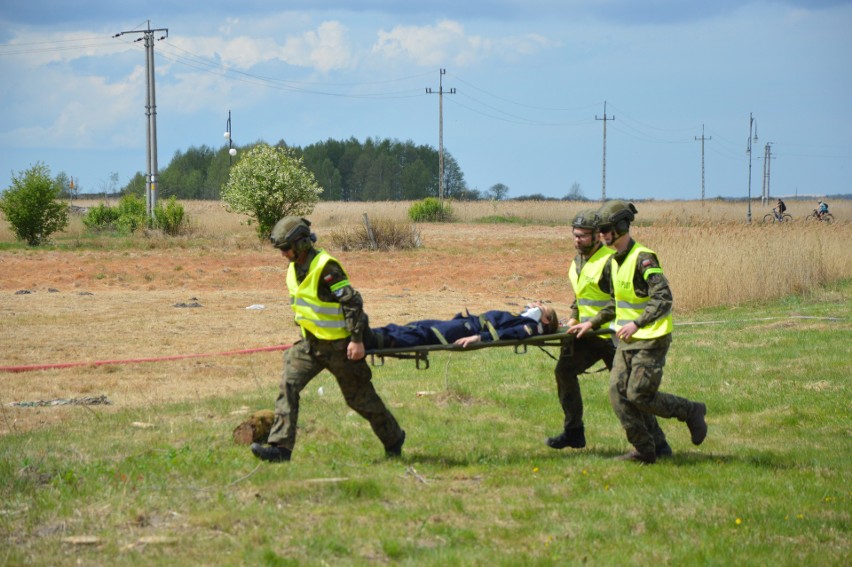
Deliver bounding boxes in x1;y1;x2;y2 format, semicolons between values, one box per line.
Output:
2;284;850;565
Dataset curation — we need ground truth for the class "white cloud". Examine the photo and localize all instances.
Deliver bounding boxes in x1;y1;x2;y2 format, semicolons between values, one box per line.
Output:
370;20;556;67
168;20;354;73
279;21;354;72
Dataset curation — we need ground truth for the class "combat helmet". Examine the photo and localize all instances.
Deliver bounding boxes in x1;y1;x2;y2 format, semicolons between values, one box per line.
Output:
571;209;601;232
597;200;638;239
270;216;315;253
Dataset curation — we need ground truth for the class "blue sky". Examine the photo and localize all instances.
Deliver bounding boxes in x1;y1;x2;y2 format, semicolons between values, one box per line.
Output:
1;0;850;201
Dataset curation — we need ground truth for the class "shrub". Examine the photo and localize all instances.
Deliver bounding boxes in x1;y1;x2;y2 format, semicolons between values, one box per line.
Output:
115;194;147;234
408;197;453;222
82;203;120;232
0;162;69;245
329;217;421;251
82;195;190;236
153;196;188;236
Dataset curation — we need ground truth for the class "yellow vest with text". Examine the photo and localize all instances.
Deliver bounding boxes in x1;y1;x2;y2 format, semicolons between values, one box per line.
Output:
569;245;615;325
612;243;673;339
286;250;350;340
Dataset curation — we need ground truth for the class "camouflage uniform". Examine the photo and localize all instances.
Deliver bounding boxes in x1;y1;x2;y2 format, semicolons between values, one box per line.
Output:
609;239;692;456
266;248;404;453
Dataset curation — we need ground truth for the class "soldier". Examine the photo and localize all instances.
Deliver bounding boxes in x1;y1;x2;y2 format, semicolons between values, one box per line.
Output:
598;201;707;464
251;217;406;463
546;209;670;456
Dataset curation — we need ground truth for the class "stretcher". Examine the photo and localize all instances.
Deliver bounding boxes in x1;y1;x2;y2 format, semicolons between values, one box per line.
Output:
366;327;611;369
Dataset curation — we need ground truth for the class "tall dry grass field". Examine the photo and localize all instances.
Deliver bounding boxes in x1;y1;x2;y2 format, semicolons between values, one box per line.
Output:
169;200;852;312
1;199;850;315
27;196;848;230
632;222;851;309
304;198;852;225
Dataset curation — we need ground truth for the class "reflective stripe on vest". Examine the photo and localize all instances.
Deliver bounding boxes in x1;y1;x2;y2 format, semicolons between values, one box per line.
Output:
611;243;672;339
568;245;615;323
286;250;350;340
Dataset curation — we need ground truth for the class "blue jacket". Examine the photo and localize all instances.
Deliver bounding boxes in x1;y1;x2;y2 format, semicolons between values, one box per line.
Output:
371;310;547;349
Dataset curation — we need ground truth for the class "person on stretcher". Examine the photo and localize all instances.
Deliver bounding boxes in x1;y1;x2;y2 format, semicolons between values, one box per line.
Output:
363;303;560;350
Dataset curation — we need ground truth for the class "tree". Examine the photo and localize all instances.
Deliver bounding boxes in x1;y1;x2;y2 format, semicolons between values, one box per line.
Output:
0;162;69;245
221;143;322;240
442;152;468;199
53;171;74;200
488;183;510;200
123;172;146;197
563;182;587;201
400;158;433;200
99;172;120;195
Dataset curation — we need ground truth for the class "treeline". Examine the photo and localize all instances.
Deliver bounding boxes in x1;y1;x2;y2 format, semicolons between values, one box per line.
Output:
112;137;590;202
120;138;480;202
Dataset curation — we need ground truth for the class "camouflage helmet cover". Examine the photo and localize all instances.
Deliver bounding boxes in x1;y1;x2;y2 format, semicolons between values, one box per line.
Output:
571;209;601;231
270;216;312;249
597;200;638;226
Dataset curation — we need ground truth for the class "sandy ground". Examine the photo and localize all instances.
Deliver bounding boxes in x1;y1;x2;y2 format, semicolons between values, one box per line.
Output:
0;224;574;435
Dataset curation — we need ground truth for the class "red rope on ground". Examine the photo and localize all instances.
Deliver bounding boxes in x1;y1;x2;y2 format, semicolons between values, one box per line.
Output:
0;344;293;373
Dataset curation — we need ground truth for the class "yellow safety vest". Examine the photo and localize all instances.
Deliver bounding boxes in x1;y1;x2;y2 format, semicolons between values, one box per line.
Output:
568;245;615;324
286;250;350;340
612;243;673;340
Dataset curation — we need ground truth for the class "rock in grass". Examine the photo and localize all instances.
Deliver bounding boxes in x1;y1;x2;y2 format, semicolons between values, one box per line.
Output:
232;409;275;445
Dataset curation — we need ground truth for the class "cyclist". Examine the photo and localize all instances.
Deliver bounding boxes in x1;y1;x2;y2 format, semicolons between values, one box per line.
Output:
774;198;787;221
816;200;829;220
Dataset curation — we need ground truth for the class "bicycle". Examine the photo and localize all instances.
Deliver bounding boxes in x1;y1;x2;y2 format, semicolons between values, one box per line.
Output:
805;209;834;224
762;209;792;224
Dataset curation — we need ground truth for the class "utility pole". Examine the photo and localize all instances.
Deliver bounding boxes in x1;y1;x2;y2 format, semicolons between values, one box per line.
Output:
595;101;614;202
695;124;711;203
746;113;758;224
114;21;168;218
761;143;773;205
426;69;455;207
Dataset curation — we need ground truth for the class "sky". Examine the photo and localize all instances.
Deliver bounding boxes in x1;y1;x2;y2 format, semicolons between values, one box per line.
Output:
1;0;850;202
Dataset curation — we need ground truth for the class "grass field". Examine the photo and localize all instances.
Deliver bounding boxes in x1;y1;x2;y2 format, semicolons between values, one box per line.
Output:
1;283;849;565
1;199;850;565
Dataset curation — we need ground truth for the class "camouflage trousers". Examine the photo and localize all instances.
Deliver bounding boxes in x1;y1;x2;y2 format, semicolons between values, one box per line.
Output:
554;335;616;431
609;342;691;455
267;338;404;453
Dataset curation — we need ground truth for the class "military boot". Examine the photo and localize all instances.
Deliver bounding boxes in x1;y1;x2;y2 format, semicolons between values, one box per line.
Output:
655;440;673;458
385;430;406;458
685;402;708;445
251;443;292;463
545;426;586;449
